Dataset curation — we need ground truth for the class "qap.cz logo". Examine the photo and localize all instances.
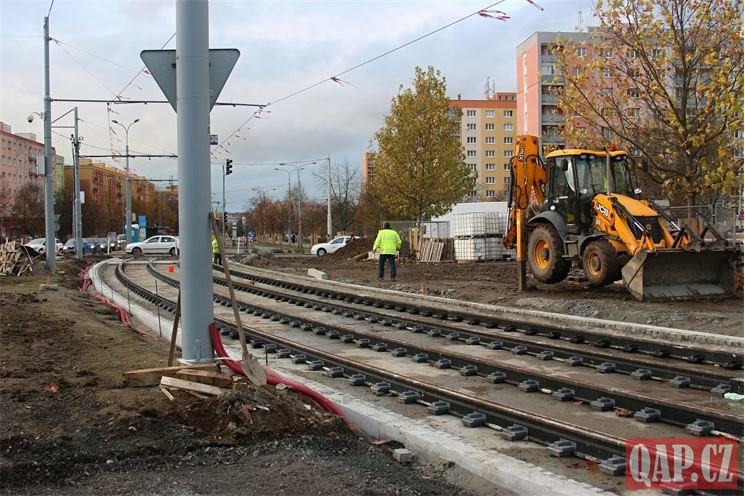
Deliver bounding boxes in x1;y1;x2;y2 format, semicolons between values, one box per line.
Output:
625;438;738;490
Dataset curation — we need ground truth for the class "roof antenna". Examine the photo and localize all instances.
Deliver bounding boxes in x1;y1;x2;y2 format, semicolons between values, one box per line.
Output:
575;11;584;32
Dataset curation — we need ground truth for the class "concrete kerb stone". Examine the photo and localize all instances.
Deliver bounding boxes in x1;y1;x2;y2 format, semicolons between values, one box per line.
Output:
229;262;744;351
88;260;181;349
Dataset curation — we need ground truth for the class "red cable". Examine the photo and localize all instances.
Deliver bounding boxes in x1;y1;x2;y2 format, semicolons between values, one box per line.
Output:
208;324;350;426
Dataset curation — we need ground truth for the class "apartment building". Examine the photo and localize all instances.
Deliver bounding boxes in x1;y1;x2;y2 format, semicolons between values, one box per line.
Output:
450;94;517;200
0;122;60;239
362;152;375;187
66;158;156;211
516;31;591;156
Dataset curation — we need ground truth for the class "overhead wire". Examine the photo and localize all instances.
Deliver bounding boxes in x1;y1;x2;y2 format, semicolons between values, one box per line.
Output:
213;0;509;158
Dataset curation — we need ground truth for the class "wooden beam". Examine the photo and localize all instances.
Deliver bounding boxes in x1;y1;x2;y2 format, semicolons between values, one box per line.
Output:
160;376;228;396
124;363;219;387
176;369;233;388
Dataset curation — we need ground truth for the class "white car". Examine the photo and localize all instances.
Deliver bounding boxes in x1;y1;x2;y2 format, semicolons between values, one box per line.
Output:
125;235;180;257
310;235;351;256
24;237;63;255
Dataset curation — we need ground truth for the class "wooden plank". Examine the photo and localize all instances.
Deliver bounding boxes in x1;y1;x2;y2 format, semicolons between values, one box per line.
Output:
124;363;220;387
160;376;228;396
160;386;175;401
176;369;233;388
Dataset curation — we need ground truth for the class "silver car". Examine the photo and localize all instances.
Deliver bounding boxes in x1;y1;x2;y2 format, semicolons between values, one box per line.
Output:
125;235;180;257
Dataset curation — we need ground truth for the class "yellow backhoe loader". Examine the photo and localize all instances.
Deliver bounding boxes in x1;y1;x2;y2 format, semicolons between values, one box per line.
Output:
503;135;736;301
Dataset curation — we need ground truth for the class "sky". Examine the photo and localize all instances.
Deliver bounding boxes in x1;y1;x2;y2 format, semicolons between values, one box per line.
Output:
1;0;596;211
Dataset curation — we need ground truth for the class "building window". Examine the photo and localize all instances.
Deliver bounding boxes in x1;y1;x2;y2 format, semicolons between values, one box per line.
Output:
503;110;513;118
485;150;495;157
603;68;612;79
466;110;476;117
504;150;514;158
601;47;613;58
466;123;477;131
468;163;477;171
504;123;513;131
485;163;495;171
504;177;511;184
485;110;495;118
627;88;640;98
466;136;476;144
626;107;641;118
486;177;495;184
573;67;582;77
486;190;495;197
503;163;511;171
602;127;613;138
600;88;612;97
485;137;495;144
601;107;613;117
575;47;586;57
504;137;513;145
466;150;476;157
485;123;495;131
628;49;641;59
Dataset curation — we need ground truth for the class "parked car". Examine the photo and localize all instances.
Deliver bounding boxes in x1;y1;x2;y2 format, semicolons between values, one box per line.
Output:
63;238;97;254
310;235;352;256
125;235;180;257
116;234;127;250
24;237;63;255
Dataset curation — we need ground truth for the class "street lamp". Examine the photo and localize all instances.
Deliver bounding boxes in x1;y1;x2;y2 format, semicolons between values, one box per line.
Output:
112;118;140;247
277;164;305;249
326;156;332;239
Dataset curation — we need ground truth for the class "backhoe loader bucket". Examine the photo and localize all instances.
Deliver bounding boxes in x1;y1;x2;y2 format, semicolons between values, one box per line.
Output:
621;248;735;301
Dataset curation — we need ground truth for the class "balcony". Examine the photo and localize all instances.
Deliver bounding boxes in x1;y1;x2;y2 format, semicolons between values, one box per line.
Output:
541;113;565;124
541;94;559;104
540;55;557;63
541;133;564;145
541;75;564;85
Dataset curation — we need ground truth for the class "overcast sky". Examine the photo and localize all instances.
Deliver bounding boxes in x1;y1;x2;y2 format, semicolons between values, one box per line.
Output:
1;0;595;211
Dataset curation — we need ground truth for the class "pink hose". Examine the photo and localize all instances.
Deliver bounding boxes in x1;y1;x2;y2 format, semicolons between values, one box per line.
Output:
209;324;350;426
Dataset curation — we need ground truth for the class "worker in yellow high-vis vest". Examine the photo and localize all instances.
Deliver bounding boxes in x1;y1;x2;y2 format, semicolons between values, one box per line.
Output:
373;222;402;281
211;234;222;265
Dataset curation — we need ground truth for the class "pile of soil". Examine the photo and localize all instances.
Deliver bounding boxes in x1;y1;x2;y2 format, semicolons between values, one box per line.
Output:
0;258;475;496
326;237;375;260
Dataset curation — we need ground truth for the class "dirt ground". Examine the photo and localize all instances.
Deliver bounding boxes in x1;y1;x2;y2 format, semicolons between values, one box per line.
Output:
243;246;744;335
0;257;476;496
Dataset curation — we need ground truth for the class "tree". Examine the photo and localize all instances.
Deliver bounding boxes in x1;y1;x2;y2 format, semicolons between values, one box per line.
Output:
12;182;45;237
555;0;743;209
371;66;475;224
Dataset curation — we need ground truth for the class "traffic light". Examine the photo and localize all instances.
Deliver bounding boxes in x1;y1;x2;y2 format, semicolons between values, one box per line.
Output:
224;212;229;225
225;158;233;176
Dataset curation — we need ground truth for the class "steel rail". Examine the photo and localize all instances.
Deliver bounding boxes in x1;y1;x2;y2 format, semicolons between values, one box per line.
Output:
111;262;745;494
139;262;743;436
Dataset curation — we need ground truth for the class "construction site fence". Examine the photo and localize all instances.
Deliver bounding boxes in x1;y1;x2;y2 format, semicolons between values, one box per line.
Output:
666;204;744;241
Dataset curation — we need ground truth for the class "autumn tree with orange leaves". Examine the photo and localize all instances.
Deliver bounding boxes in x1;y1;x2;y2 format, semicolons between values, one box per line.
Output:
555;0;743;209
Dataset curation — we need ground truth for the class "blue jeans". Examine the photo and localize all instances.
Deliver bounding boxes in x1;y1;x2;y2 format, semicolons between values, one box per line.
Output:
378;254;396;279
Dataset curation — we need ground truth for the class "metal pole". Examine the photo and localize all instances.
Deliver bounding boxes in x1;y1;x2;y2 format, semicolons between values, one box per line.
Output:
42;16;55;269
285;172;291;244
125;134;131;246
326;155;332;238
177;0;213;363
297;167;302;250
222;160;226;241
73;108;82;259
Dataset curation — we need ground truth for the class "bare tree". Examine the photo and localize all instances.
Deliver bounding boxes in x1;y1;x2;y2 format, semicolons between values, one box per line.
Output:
315;159;361;234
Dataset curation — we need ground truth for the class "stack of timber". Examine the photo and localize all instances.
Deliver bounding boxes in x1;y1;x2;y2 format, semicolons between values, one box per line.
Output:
409;229;454;262
0;241;37;276
124;363;235;399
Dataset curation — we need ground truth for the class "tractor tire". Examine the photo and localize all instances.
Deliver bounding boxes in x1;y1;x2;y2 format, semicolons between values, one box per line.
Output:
582;239;621;286
527;224;571;284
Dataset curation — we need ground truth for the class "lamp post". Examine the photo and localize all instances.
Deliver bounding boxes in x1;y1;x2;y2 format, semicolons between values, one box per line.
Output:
275;167;293;245
278;164;305;249
112;118;140;248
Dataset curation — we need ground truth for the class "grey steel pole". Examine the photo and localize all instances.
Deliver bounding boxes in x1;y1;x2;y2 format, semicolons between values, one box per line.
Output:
73;108;82;258
326;155;332;238
222;160;226;241
177;0;213;363
296;167;302;250
42;16;55;269
125;138;131;245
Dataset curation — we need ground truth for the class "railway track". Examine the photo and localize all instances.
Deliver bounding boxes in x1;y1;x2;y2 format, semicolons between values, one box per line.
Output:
106;260;744;494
